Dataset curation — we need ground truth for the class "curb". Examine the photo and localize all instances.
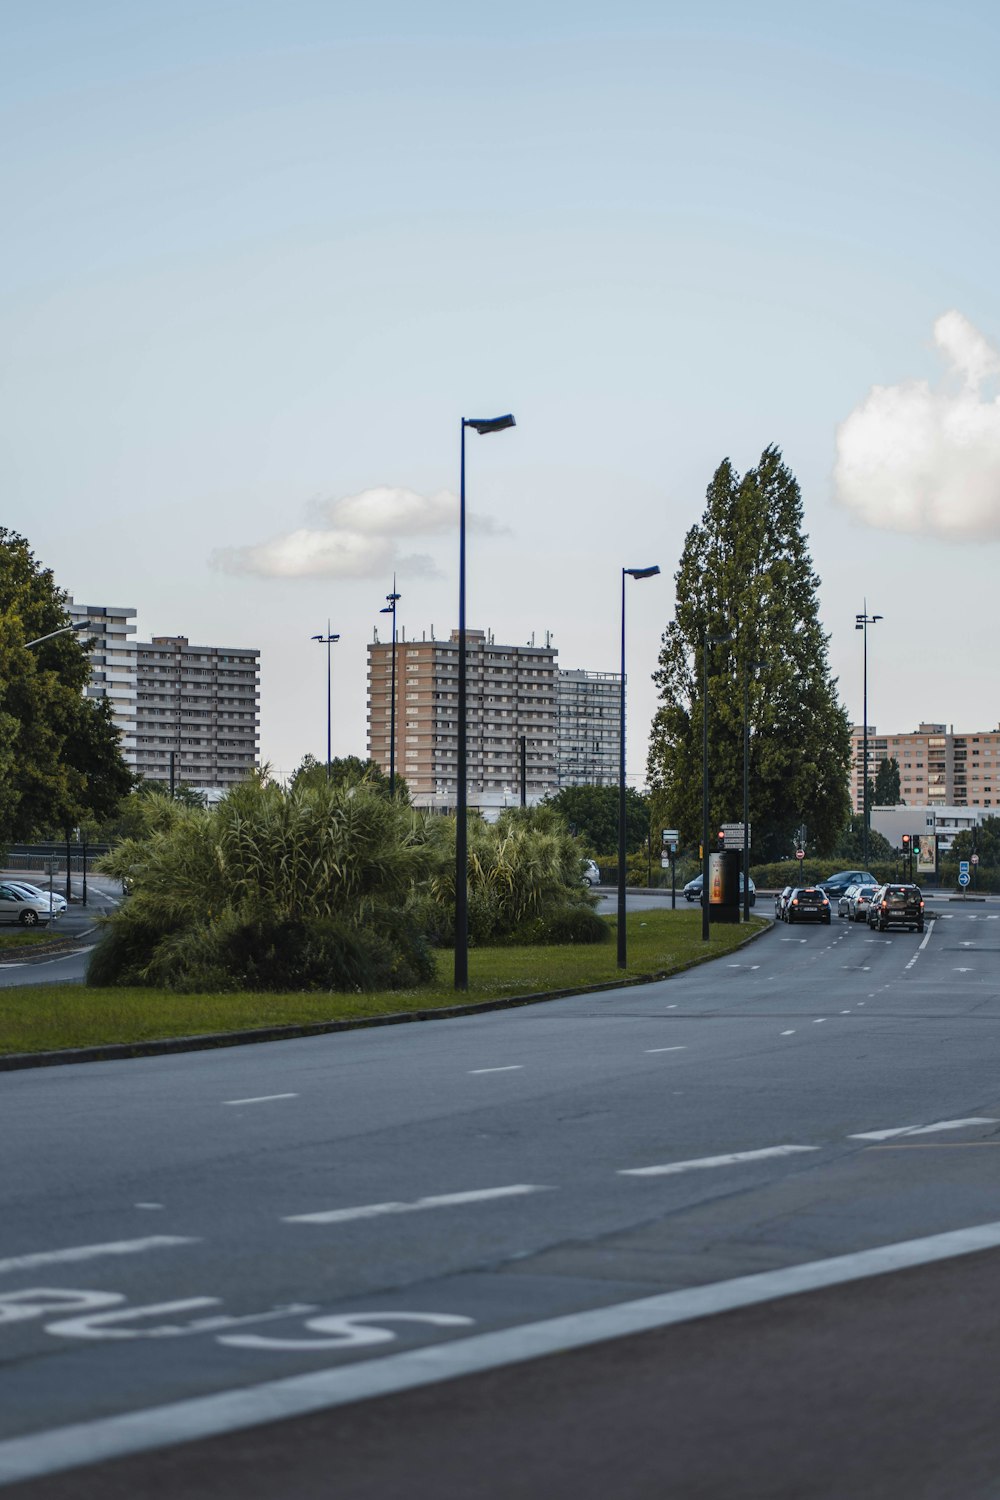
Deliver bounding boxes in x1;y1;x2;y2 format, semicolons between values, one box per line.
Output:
0;920;773;1072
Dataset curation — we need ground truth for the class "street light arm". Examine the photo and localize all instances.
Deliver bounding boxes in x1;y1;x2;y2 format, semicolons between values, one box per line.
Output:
25;620;92;649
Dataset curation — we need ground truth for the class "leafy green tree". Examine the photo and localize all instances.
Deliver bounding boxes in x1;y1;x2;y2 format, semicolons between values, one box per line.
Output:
543;784;649;854
647;447;852;862
872;757;902;806
952;816;1000;866
289;752;409;801
0;528;134;842
832;814;894;864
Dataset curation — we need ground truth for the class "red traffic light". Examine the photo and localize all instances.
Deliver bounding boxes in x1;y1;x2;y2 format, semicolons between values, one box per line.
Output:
902;834;910;848
717;830;725;845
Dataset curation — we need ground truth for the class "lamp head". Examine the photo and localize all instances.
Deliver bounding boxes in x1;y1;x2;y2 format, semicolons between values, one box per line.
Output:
624;565;660;580
465;414;516;435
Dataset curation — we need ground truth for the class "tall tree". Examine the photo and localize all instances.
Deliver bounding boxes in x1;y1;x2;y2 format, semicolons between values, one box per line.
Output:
872;757;902;805
289;752;409;801
0;528;134;842
647;447;852;862
544;784;649;854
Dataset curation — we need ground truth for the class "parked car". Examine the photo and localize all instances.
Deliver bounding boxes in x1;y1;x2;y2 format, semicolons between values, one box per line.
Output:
847;884;879;923
6;882;66;915
868;883;924;933
0;883;52;927
785;887;832;925
581;859;601;887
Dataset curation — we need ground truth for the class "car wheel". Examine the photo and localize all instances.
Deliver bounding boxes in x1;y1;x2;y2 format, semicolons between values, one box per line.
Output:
582;877;593;887
18;909;39;927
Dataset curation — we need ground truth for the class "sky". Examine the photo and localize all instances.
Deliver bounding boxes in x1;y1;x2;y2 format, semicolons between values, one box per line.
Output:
4;0;1000;785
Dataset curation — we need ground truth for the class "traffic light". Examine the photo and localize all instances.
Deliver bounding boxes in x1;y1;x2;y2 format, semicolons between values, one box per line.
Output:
901;834;910;849
717;829;725;849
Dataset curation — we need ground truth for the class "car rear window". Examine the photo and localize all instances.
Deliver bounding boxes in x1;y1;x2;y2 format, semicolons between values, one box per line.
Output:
797;889;825;903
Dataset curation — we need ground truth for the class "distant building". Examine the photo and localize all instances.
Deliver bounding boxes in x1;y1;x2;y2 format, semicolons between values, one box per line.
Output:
870;804;987;854
851;722;1000;811
134;636;260;791
556;668;621;787
67;600;138;767
367;628;558;813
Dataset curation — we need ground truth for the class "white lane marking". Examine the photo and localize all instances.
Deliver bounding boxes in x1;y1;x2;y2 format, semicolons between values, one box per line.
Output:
135;1204;164;1211
644;1046;687;1054
13;1220;1000;1485
224;1093;298;1106
813;1019;825;1024
0;1237;196;1278
780;1030;796;1036
469;1066;523;1075
285;1184;545;1225
619;1145;817;1178
220;1310;474;1353
840;1010;851;1015
850;1117;998;1142
954;968;973;973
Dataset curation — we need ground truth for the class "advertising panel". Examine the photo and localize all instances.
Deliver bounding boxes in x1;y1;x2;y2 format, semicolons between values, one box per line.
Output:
916;834;937;874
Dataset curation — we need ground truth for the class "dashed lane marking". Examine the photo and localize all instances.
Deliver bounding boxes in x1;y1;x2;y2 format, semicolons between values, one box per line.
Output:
284;1184;546;1225
469;1066;524;1075
224;1094;298;1106
0;1236;197;1277
644;1047;687;1054
619;1144;817;1178
849;1117;998;1142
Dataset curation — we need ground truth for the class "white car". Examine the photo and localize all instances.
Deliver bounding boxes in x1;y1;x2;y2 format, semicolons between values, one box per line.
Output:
7;882;66;915
582;859;601;886
0;883;52;927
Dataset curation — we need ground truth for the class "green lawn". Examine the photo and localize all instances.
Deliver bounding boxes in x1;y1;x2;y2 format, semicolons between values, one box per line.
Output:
0;930;59;951
0;909;766;1057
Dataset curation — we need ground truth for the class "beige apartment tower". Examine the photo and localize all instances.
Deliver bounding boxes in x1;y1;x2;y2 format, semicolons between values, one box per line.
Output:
367;629;558;812
851;721;1000;811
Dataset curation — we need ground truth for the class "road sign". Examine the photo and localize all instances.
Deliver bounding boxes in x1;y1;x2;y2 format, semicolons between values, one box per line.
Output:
959;872;970;887
971;853;980;866
718;822;749;851
661;829;679;844
795;848;804;860
959;860;970;876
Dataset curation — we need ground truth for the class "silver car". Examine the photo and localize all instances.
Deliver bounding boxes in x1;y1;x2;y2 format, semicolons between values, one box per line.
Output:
848;884;879;922
7;882;66;916
0;883;52;927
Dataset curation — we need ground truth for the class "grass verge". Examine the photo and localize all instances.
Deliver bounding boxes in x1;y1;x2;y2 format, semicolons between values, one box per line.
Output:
0;930;59;951
0;909;765;1057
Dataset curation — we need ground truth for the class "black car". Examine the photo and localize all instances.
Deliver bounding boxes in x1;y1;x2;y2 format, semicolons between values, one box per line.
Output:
817;869;878;897
785;887;832;925
868;883;924;933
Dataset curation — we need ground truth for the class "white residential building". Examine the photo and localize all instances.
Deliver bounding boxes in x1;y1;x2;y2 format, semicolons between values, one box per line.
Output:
134;636;260;791
67;600;138;767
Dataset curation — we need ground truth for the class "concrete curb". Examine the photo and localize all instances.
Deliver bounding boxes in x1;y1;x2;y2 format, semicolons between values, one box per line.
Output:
0;920;773;1072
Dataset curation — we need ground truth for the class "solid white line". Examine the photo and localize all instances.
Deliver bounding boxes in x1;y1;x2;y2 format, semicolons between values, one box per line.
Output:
619;1144;817;1178
0;1236;196;1277
918;925;933;952
850;1118;998;1142
644;1046;686;1054
9;1218;1000;1486
285;1184;545;1225
223;1093;298;1106
469;1066;523;1074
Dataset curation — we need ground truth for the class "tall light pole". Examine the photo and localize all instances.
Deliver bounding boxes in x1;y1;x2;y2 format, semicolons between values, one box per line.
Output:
311;624;340;781
702;629;732;942
855;605;882;870
379;578;401;796
618;565;660;969
455;413;515;991
25;620;93;649
742;659;767;922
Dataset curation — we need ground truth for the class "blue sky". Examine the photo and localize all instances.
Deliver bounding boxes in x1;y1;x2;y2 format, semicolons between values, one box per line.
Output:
4;1;999;782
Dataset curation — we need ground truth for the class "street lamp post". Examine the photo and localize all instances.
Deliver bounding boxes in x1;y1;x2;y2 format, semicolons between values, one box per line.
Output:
379;579;401;796
24;620;92;649
455;414;515;991
702;629;732;942
618;565;660;970
855;605;882;870
311;624;341;781
742;660;767;922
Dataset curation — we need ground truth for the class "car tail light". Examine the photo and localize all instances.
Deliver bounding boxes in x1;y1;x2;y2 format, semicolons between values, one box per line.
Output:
920;900;924;909
881;900;887;909
791;899;798;906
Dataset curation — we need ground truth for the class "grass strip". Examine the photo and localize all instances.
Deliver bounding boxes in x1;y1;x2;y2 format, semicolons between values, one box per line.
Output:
0;931;59;951
0;909;765;1057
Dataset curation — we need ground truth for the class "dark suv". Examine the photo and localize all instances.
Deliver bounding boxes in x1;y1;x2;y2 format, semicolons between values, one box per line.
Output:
786;887;832;925
868;884;924;933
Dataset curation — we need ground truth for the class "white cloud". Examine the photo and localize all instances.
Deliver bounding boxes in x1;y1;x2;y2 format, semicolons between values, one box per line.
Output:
212;485;503;579
834;311;1000;538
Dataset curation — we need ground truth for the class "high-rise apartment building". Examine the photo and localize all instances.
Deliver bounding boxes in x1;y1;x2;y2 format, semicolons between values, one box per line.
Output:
851;721;1000;811
134;636;260;790
67;600;138;767
556;668;621;787
367;629;558;812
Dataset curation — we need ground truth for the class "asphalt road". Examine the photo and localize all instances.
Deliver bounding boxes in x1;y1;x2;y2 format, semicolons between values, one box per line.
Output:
2;904;1000;1495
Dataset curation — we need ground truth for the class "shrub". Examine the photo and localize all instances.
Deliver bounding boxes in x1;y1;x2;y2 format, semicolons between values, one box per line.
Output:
510;904;610;946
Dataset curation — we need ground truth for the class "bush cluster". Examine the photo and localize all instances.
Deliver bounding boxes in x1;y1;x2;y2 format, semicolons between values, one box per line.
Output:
90;783;599;992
